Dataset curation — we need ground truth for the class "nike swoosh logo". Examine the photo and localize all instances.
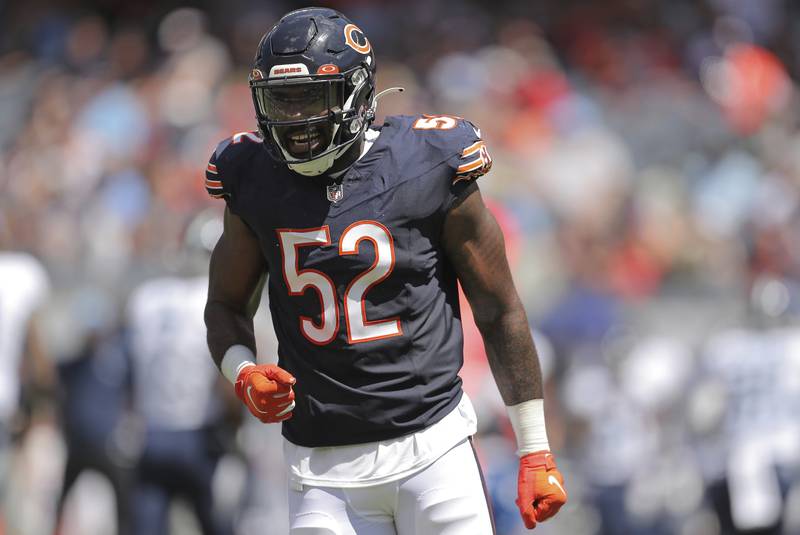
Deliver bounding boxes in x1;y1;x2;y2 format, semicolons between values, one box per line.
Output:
247;386;270;414
247;386;295;417
548;475;566;496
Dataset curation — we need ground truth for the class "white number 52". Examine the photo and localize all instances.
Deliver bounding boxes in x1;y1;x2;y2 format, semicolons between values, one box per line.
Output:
277;221;402;346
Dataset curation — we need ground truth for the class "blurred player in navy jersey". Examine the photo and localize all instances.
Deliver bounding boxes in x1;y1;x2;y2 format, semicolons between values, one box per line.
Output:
204;7;567;533
53;320;133;535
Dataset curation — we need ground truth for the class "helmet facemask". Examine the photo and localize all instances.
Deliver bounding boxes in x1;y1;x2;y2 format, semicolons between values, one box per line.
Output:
250;66;374;176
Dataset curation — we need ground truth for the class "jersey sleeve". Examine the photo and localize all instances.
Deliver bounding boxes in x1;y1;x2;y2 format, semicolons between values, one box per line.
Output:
409;115;493;186
447;119;493;186
406;114;493;211
439;118;492;208
205;138;233;200
205;154;224;199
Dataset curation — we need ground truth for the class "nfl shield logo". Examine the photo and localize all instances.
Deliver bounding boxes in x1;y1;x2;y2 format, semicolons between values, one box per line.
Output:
326;184;344;203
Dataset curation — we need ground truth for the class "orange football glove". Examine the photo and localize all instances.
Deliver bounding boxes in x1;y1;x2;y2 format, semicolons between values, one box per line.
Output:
234;364;296;423
516;450;567;529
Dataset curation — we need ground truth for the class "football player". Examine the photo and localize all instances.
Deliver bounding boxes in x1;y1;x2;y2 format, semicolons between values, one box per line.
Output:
204;7;567;533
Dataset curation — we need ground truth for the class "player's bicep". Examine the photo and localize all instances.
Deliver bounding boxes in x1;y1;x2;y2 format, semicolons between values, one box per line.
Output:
442;187;521;327
207;207;267;315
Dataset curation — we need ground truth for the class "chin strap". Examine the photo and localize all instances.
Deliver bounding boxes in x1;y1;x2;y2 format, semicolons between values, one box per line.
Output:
288;151;338;176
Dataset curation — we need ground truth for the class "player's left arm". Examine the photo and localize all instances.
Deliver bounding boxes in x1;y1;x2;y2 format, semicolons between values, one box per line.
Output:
442;185;567;529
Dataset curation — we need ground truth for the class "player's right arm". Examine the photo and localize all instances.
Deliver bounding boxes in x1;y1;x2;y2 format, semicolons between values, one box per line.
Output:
205;206;264;367
205;207;296;423
204;137;297;422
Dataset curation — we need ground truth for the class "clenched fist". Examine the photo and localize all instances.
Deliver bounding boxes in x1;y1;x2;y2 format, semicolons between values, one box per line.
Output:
516;450;567;529
234;364;296;423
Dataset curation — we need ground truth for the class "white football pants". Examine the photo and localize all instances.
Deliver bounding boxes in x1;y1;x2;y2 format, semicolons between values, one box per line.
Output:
288;438;495;534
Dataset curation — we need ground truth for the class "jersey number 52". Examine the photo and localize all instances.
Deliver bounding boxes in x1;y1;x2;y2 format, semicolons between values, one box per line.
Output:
277;221;402;346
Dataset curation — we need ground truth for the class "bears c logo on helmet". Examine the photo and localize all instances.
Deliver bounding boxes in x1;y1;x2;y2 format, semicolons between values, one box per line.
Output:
344;24;371;54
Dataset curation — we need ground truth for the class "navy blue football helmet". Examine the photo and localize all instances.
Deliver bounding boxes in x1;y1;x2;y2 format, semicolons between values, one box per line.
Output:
249;8;377;176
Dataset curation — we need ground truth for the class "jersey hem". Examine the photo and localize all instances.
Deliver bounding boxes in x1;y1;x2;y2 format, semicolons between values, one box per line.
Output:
290;436;472;489
284;392;476;488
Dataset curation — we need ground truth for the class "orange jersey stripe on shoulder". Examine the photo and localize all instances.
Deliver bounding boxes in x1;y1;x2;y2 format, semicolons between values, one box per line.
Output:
461;141;484;158
456;157;485;174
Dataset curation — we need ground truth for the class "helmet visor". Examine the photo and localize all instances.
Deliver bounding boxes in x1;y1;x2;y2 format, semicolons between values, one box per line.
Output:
253;81;346;160
254;81;343;122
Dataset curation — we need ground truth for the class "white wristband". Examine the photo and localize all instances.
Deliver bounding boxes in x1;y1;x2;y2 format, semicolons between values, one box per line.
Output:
506;399;550;457
220;345;256;384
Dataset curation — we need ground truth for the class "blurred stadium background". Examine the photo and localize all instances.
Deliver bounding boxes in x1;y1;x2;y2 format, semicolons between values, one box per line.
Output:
2;0;800;534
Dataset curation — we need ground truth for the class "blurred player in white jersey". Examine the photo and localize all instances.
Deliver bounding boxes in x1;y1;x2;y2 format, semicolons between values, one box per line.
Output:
698;327;800;534
126;213;235;535
0;249;51;532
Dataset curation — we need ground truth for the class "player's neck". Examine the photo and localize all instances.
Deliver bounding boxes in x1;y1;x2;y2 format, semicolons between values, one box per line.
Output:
324;134;368;182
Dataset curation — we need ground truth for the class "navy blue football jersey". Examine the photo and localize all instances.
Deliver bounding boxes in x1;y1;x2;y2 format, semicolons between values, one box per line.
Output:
206;115;492;447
